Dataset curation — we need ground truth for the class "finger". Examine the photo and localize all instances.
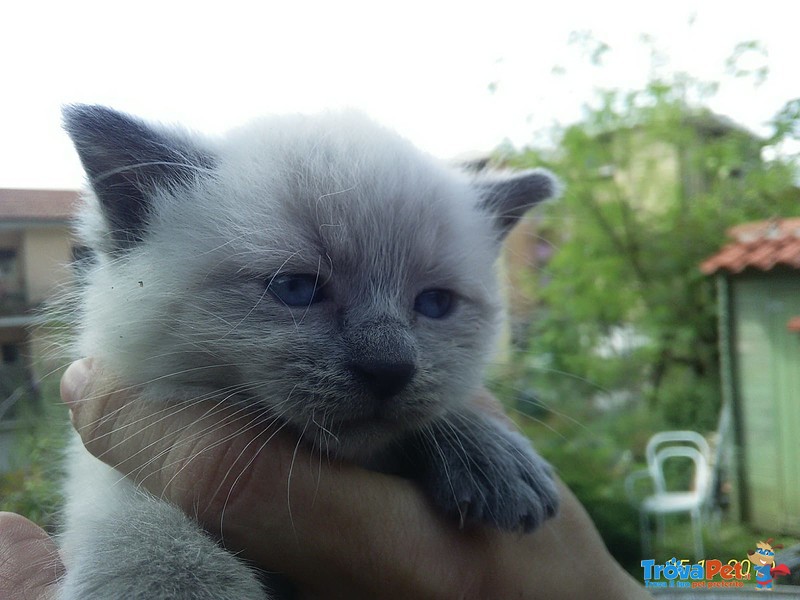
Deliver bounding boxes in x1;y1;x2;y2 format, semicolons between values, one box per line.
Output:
0;513;64;600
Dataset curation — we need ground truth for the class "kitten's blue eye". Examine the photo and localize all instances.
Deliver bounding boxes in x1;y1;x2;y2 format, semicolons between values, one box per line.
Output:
268;274;325;306
414;289;454;319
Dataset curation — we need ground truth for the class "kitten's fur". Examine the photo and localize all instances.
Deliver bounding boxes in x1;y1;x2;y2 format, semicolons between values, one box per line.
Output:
59;106;560;599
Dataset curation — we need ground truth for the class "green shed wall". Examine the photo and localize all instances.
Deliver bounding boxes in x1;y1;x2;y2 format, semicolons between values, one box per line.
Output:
731;271;800;533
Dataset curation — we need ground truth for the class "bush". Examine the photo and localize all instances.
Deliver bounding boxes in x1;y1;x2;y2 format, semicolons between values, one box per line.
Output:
0;373;67;531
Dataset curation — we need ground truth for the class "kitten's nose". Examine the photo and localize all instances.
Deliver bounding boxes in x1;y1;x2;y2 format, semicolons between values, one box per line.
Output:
349;359;416;399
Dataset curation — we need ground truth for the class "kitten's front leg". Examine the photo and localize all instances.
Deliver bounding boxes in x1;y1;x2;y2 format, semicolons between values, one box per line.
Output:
410;410;559;532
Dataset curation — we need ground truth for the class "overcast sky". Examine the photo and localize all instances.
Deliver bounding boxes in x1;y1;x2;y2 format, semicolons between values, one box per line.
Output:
2;0;799;189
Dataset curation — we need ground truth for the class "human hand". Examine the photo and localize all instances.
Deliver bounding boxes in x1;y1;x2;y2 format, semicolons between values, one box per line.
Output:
1;358;650;599
0;511;63;599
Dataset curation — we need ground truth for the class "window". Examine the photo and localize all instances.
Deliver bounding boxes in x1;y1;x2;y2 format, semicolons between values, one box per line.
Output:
1;344;19;364
0;249;17;284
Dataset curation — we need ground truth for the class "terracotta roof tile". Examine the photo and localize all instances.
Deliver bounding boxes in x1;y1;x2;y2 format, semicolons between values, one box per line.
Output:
775;239;800;268
701;218;800;275
0;188;80;222
788;316;800;332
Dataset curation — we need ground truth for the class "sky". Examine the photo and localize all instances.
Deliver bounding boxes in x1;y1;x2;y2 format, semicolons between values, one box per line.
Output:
2;0;799;189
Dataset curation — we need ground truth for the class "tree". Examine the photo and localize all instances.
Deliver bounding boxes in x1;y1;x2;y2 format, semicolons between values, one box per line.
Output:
502;78;800;431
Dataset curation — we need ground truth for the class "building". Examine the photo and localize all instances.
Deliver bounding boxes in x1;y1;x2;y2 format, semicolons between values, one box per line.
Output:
701;218;800;534
0;188;78;425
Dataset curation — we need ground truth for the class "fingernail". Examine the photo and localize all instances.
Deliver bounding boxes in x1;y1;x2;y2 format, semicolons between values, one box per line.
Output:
61;358;93;409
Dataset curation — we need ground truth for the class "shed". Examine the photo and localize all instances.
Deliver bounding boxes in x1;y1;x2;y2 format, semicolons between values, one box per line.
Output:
701;218;800;533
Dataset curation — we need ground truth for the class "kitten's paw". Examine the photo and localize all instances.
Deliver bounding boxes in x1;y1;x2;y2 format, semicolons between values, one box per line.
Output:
419;416;559;532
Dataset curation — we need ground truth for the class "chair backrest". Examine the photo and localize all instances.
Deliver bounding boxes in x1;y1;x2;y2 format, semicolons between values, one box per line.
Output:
646;431;711;496
651;445;710;501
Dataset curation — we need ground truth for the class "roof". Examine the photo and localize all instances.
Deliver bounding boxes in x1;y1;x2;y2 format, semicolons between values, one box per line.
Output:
596;109;763;145
0;188;80;222
683;112;763;141
701;218;800;275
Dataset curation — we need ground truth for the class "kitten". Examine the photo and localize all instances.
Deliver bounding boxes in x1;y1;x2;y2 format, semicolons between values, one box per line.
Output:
58;105;560;599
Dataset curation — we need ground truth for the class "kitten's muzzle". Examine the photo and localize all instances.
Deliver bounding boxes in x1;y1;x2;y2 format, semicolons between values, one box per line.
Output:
348;358;416;399
342;314;418;400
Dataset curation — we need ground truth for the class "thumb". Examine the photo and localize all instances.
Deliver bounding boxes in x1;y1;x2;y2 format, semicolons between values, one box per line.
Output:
60;358;294;519
0;512;64;600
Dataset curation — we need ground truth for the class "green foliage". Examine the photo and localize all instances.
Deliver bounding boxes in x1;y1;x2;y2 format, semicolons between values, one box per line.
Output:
771;98;800;145
0;374;67;531
496;71;800;573
503;77;800;432
725;40;769;86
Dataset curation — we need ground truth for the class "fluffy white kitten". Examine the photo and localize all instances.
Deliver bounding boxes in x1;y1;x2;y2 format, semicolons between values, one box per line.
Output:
58;106;559;599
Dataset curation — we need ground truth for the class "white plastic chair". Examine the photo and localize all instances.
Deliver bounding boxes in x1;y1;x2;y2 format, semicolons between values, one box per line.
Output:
625;431;712;559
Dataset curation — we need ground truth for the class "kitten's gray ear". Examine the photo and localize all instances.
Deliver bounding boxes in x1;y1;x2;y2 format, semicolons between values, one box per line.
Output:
62;104;214;251
476;169;560;239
